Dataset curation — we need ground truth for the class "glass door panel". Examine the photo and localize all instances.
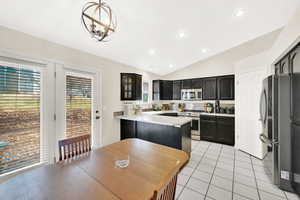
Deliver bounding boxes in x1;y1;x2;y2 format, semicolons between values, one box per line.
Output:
66;75;92;138
55;65;101;154
0;64;41;175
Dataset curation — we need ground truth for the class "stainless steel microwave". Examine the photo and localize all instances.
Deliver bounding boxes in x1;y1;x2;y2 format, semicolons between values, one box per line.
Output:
181;89;202;101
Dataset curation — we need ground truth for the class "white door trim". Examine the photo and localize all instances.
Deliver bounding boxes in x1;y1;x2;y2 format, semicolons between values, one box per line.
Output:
55;64;102;159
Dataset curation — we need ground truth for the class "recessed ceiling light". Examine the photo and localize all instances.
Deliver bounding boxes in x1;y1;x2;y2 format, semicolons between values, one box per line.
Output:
148;49;156;55
169;64;174;68
234;9;245;17
201;48;208;53
178;31;186;39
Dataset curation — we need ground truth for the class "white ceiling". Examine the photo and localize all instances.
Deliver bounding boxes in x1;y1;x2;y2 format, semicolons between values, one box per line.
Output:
0;0;299;75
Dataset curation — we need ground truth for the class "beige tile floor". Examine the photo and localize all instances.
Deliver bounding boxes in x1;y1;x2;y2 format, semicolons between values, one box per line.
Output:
176;140;300;200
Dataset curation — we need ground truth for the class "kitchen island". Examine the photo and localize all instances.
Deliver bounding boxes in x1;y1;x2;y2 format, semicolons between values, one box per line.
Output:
118;113;192;155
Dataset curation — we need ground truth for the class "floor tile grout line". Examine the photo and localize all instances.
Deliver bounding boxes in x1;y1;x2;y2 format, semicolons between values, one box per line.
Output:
180;142;295;200
177;142;211;199
250;155;288;200
250;155;262;200
204;145;224;199
231;148;236;200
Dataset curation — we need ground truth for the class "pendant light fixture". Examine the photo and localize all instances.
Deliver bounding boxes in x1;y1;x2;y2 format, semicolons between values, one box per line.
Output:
81;0;117;42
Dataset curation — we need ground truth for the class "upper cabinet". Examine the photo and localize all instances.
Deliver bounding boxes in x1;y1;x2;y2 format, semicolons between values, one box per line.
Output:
120;73;142;101
181;79;192;89
152;75;235;101
152;80;173;101
173;80;182;100
291;45;300;73
279;55;290;75
202;77;217;100
191;78;203;89
217;75;235;100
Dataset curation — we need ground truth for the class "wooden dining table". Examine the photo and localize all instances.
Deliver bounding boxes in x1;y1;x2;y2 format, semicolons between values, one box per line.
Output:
0;139;189;200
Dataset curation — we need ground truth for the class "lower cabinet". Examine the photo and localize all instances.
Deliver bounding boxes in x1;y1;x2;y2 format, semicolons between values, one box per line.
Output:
120;119;136;140
120;119;191;155
216;117;235;145
200;116;235;145
200;116;217;142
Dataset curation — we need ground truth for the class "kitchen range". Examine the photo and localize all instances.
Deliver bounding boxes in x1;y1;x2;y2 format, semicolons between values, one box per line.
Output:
156;103;235;145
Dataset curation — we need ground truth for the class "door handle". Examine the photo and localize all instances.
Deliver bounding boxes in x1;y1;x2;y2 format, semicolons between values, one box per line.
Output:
96;116;100;119
259;133;272;147
259;133;278;147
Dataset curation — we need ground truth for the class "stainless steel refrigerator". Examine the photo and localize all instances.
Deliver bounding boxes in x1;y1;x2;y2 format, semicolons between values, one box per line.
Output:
260;43;300;194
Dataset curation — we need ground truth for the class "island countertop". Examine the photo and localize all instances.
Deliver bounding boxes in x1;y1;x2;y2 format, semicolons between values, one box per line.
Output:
143;110;235;117
117;114;192;127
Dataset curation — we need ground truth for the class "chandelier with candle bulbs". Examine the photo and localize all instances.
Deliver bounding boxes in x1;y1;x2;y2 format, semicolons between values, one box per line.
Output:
81;0;117;42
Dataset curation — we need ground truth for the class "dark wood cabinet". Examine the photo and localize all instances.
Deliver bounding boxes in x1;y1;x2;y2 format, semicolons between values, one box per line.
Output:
279;56;290;75
120;119;191;154
162;80;173;100
152;75;234;101
275;62;280;75
120;119;136;140
173;80;182;100
291;45;300;123
217;75;235;100
120;73;142;100
200;115;217;142
182;79;192;89
202;78;217;100
200;115;235;146
152;80;173;100
216;117;235;145
191;78;203;89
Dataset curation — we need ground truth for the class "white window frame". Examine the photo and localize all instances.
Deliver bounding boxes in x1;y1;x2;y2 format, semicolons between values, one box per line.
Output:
0;58;53;178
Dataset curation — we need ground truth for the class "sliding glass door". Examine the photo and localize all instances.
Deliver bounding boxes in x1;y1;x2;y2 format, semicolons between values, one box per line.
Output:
0;63;41;175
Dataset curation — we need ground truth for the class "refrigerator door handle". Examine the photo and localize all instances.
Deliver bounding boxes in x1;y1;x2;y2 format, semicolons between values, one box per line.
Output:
259;133;279;147
259;133;272;147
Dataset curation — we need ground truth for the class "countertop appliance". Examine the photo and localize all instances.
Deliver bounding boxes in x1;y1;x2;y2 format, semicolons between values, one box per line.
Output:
181;89;202;101
260;43;300;194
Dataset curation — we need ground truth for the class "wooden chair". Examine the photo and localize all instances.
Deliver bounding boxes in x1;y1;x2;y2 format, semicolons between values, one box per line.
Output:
152;172;178;200
58;134;91;161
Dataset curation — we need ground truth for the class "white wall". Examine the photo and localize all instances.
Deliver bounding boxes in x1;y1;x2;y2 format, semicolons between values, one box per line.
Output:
0;25;161;147
234;51;268;158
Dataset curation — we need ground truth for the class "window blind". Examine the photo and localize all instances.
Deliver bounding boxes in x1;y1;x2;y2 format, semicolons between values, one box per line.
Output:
0;65;41;175
66;75;92;138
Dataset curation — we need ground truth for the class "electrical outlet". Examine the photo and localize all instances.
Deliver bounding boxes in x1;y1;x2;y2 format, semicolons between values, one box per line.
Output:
281;170;290;180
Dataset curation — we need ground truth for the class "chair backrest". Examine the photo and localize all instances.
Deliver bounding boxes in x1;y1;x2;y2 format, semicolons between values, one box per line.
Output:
58;134;91;161
152;172;178;200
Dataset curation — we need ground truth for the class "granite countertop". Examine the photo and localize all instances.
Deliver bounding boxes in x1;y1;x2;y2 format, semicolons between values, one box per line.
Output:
117;110;235;127
117;114;192;127
143;110;235;117
199;113;235;117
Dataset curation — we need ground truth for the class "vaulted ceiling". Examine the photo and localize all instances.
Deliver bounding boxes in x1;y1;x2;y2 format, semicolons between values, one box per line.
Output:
0;0;299;75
